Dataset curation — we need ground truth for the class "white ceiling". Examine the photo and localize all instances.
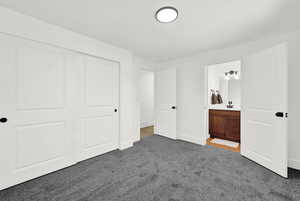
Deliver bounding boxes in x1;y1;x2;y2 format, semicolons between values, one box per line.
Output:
0;0;300;62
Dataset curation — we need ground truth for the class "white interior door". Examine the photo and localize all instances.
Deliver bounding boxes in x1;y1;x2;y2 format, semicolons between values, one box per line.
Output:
78;55;119;161
0;35;74;190
241;43;288;178
0;34;120;190
177;66;207;145
155;68;176;139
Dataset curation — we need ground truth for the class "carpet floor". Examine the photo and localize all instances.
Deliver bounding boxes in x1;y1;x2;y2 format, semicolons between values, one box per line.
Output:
0;135;300;201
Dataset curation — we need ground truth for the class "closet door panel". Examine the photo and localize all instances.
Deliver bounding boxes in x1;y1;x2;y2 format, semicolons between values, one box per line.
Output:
0;34;120;190
78;56;119;161
0;35;74;190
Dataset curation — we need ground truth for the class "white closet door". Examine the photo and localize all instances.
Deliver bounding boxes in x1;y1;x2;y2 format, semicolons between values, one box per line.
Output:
0;35;74;190
155;68;177;139
78;56;119;161
0;34;120;190
241;43;288;178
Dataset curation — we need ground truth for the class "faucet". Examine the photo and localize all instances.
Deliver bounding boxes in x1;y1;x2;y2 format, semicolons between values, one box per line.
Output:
227;101;234;108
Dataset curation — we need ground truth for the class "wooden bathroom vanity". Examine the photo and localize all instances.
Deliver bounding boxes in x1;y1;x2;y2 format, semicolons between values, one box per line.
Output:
209;109;240;142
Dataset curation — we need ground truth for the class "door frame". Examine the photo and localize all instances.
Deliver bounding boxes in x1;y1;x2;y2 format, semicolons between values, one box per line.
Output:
137;68;155;142
203;60;242;146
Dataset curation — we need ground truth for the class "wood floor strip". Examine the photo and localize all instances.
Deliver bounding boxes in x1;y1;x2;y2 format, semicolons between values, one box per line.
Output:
206;138;240;153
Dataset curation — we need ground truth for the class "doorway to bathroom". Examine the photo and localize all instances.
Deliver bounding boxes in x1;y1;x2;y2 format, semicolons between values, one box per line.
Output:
139;69;155;139
206;60;241;152
204;44;288;177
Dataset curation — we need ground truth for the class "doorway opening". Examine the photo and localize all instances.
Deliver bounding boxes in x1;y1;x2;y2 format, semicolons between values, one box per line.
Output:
139;69;155;139
206;60;241;152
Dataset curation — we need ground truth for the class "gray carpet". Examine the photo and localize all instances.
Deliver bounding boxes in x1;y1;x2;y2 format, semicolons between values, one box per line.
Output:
1;135;300;201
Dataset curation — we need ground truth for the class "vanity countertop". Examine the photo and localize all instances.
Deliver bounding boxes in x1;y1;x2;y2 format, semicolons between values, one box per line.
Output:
209;105;241;111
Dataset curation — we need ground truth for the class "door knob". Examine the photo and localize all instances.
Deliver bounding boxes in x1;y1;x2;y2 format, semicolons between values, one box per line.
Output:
0;117;8;123
114;109;118;112
275;112;284;118
171;106;176;110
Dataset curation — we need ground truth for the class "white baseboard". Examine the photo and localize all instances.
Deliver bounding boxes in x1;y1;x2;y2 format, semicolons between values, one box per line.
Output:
177;133;206;146
288;159;300;170
133;135;140;143
155;133;177;140
140;121;154;128
119;140;133;150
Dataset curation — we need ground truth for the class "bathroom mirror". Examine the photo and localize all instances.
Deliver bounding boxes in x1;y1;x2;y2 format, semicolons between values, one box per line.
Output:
217;77;241;108
208;60;241;109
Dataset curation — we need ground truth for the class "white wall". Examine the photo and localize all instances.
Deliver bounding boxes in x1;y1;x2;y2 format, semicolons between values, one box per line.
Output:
0;6;139;150
138;70;154;128
207;61;241;107
157;29;300;170
207;67;219;95
228;80;241;107
133;56;155;141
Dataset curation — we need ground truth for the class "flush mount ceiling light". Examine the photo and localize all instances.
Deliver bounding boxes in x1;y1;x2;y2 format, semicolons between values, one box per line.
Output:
155;6;178;23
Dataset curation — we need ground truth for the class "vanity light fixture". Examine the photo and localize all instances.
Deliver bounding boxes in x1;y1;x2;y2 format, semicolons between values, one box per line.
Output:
225;71;239;80
155;6;178;23
233;71;239;80
224;73;230;80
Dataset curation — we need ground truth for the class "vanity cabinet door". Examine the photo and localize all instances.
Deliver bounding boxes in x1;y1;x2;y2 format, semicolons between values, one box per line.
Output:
209;110;226;139
224;114;240;142
213;114;226;138
209;110;214;135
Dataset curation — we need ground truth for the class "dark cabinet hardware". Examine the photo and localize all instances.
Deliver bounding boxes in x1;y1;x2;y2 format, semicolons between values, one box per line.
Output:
171;106;176;110
114;109;118;112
